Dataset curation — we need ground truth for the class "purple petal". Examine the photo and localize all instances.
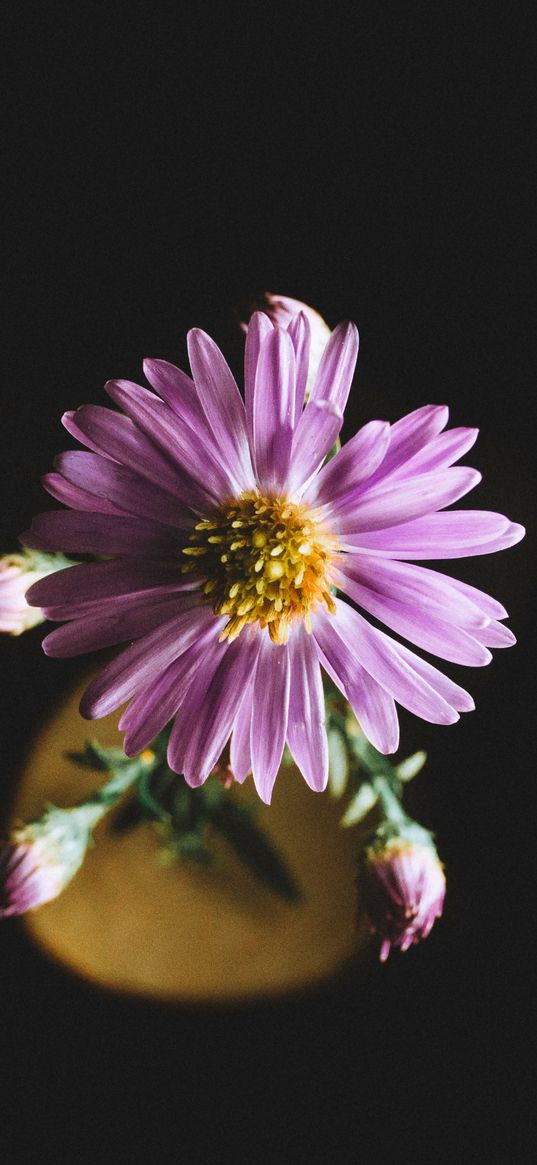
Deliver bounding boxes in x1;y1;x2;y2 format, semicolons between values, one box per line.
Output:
66;405;188;495
436;574;508;620
288;399;343;494
166;632;229;774
182;637;260;787
364;405;449;486
252;326;296;491
187;328;254;491
250;636;291;804
313;617;399;754
42;593;198;657
330;467;481;534
286;625;328;791
62;409;115;459
386;426;479;479
120;623;221;756
79;603;215;719
105;379;231;506
142;358;210;435
26;558;189;612
308;320;359;415
304;420;391;507
470;621;516;648
54;451;194;529
337;555;492;627
380;637;475;712
244;311;274;450
336;576;492;666
21;510;183;558
286;311;311;419
230;682;255;783
339;513;524;559
41;472;127;516
316;600;460;725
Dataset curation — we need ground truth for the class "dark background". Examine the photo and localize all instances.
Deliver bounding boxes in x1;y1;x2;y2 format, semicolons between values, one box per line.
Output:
1;3;535;1161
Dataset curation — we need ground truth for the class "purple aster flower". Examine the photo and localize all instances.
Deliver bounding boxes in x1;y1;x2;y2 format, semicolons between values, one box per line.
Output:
361;837;446;961
22;311;524;803
0;804;102;918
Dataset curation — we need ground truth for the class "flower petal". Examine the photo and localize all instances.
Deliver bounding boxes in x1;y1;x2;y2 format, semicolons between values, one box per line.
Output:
252;326;296;490
105;379;231;505
142;358;210;435
308;320;359;415
288;399;343;494
120;623;224;757
339;513;524;559
250;636;291;804
336;575;492;666
313;615;400;754
182;637;260;787
79;603;215;719
470;621;516;648
286;311;311;419
26;558;189;613
187;328;254;491
305;420;390;507
364;405;449;484
41;472;127;516
66;404;188;494
166;632;230;774
337;555;492;627
21;510;183;558
244;310;274;449
286;625;328;792
230;681;255;783
385;426;479;479
42;593;198;658
54;451;194;529
330;467;481;534
316;600;460;725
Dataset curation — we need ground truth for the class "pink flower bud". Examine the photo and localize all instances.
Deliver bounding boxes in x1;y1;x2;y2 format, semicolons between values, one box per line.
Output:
0;553;50;634
362;838;446;962
1;550;71;635
0;804;103;918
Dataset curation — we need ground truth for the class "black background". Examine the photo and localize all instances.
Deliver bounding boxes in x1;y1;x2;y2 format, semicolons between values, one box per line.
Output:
1;4;535;1161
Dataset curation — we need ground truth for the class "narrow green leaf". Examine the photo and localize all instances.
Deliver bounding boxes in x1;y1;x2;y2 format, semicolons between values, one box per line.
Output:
341;782;378;827
136;767;173;822
211;800;301;902
395;751;427;782
327;727;349;798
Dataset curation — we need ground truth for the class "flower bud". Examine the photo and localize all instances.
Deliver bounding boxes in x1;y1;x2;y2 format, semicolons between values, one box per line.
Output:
0;803;103;918
0;551;67;635
361;835;446;962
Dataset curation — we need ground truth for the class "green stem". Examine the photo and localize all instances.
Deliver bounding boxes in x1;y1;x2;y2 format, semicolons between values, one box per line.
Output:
371;775;409;827
84;759;148;810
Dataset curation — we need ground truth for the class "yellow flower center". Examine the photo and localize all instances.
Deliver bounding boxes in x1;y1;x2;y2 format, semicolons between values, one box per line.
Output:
182;492;338;644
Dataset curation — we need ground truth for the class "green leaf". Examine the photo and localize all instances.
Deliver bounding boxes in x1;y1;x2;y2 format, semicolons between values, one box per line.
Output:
340;782;378;827
395;750;427;782
210;800;301;902
327;727;349;798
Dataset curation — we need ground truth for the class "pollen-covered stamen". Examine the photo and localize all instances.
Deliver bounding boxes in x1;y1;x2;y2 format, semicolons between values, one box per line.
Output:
182;492;338;643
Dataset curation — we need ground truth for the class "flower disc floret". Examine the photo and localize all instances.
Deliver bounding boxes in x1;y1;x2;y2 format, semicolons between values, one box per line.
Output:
182;492;337;644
